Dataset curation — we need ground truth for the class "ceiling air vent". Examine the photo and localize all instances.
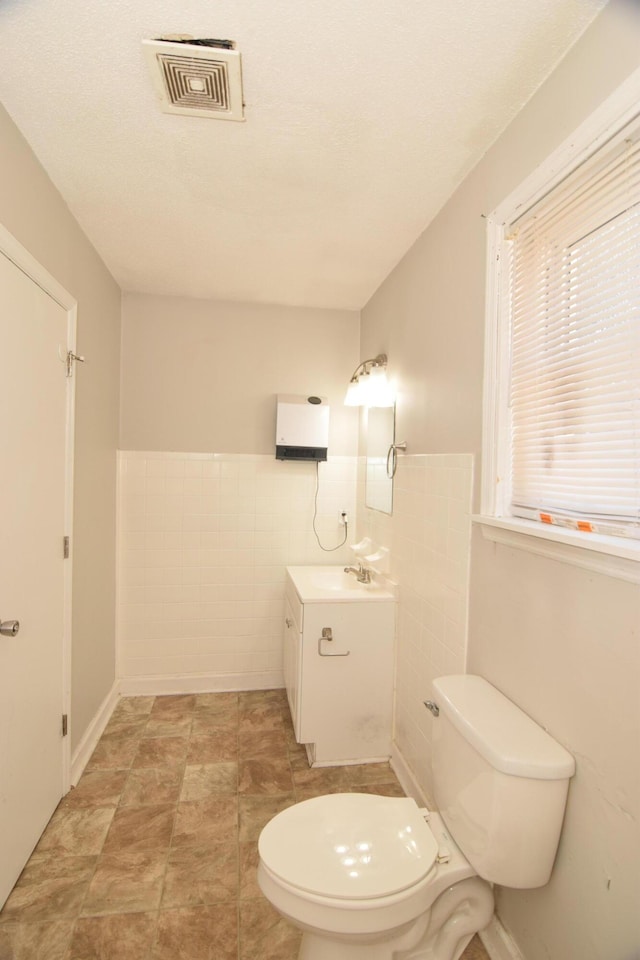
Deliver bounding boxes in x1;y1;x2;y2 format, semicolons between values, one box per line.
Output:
143;37;244;122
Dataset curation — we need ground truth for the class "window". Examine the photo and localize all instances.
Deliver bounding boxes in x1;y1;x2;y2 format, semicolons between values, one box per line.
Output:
479;75;640;579
508;124;640;539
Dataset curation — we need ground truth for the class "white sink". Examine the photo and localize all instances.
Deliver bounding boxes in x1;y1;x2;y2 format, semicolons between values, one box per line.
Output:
287;565;395;602
310;569;363;591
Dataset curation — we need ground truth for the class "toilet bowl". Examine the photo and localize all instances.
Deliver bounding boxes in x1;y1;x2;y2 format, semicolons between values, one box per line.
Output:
257;793;494;960
257;675;575;960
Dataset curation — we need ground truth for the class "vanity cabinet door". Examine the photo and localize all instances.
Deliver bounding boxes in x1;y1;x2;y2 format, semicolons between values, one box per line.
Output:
298;600;395;762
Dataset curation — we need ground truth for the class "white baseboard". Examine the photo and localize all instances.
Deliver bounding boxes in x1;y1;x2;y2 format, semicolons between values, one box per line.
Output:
117;671;285;697
70;681;120;785
480;916;524;960
390;743;523;960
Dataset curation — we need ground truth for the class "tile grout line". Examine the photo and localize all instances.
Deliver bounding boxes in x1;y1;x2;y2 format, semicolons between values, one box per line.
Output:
145;703;192;960
78;700;156;953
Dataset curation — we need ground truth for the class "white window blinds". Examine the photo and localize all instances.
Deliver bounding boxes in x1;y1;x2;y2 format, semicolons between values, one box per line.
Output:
507;119;640;539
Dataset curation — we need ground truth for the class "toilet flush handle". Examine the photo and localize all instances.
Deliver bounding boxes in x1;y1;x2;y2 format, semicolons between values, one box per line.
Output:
424;700;440;717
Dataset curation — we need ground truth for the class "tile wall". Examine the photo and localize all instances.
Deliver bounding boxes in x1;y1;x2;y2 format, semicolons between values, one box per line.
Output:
117;450;474;802
118;453;356;690
357;453;474;799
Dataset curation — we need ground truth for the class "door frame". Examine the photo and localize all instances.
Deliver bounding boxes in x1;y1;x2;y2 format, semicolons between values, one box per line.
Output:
0;222;77;793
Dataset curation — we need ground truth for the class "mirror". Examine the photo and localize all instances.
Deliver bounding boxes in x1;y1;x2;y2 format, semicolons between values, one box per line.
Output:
365;406;395;514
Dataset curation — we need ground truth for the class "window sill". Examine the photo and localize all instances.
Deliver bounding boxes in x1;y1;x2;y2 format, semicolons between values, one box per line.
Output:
472;515;640;584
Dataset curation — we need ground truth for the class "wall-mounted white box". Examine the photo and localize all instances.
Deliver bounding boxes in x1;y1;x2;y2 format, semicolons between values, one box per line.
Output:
275;394;329;462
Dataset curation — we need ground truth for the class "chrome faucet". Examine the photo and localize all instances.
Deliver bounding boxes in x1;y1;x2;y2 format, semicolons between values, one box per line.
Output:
344;561;371;584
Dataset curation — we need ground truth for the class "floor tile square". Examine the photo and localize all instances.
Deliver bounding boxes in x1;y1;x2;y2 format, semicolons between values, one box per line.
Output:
290;758;350;798
190;713;238;738
143;716;193;739
172;797;238;851
238;704;284;733
162;843;238;908
238;726;289;759
180;762;238;801
0;918;74;960
187;732;237;764
238;758;293;796
119;766;184;807
111;697;155;719
193;692;238;713
102;803;175;855
238;796;295;843
132;737;189;769
82;851;166;916
1;856;96;922
150;695;197;719
68;912;157;960
151;904;237;960
346;762;397;785
85;738;138;772
35;806;115;857
239;898;301;960
61;771;127;809
100;715;148;741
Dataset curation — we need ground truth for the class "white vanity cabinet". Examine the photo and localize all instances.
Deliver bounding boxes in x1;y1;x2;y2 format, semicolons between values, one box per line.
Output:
283;566;395;766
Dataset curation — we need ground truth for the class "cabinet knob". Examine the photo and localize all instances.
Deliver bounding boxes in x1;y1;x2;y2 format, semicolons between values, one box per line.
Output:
285;617;293;628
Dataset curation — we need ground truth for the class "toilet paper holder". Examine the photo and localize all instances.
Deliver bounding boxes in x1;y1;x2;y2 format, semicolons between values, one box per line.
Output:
318;626;350;657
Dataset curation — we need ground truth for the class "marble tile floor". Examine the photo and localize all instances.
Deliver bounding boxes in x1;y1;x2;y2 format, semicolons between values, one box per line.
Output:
0;690;490;960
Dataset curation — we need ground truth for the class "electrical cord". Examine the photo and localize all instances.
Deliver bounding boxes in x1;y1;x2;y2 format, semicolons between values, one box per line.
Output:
312;461;348;552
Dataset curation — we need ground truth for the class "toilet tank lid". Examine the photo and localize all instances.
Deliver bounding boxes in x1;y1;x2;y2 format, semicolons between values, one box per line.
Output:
432;675;575;780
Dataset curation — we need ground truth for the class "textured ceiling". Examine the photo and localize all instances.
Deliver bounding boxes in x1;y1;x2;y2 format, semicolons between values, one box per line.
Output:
0;0;605;309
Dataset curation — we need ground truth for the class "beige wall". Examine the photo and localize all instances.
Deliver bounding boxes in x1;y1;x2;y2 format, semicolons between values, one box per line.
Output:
470;536;639;959
120;293;360;457
363;0;640;465
360;2;640;959
0;106;121;753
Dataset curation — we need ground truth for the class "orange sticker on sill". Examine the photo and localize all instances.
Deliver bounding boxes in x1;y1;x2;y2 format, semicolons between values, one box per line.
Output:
577;521;593;533
540;513;553;524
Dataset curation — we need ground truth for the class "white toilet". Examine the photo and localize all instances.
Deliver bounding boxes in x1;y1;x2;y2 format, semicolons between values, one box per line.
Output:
258;675;575;960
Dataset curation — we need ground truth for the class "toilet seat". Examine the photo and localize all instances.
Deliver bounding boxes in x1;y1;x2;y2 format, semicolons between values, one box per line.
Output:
258;793;439;901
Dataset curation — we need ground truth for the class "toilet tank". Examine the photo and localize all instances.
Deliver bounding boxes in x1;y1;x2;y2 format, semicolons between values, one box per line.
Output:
431;675;575;889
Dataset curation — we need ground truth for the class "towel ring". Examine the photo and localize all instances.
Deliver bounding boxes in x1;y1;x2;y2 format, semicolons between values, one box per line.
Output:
386;441;407;478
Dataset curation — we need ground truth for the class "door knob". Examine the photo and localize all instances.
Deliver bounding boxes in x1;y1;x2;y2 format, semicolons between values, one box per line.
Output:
0;619;20;637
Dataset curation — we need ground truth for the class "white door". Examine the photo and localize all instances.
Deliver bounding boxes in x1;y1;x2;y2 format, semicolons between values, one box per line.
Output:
0;248;72;907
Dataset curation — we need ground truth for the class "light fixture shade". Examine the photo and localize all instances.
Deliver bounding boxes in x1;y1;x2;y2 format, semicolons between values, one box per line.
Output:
344;380;364;406
364;366;395;407
344;354;395;407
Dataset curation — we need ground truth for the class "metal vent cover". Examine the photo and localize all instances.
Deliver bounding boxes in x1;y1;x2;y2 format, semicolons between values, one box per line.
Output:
143;38;244;122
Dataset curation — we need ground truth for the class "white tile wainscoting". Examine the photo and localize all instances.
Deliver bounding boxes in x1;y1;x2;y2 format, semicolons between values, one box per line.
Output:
117;449;474;805
357;453;474;800
117;452;357;692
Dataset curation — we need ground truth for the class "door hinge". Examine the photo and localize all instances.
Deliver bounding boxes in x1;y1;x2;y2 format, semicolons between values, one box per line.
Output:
62;714;68;737
66;350;85;378
63;536;70;559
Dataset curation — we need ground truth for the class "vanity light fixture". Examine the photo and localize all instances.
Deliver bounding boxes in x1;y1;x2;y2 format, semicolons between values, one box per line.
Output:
344;354;394;407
